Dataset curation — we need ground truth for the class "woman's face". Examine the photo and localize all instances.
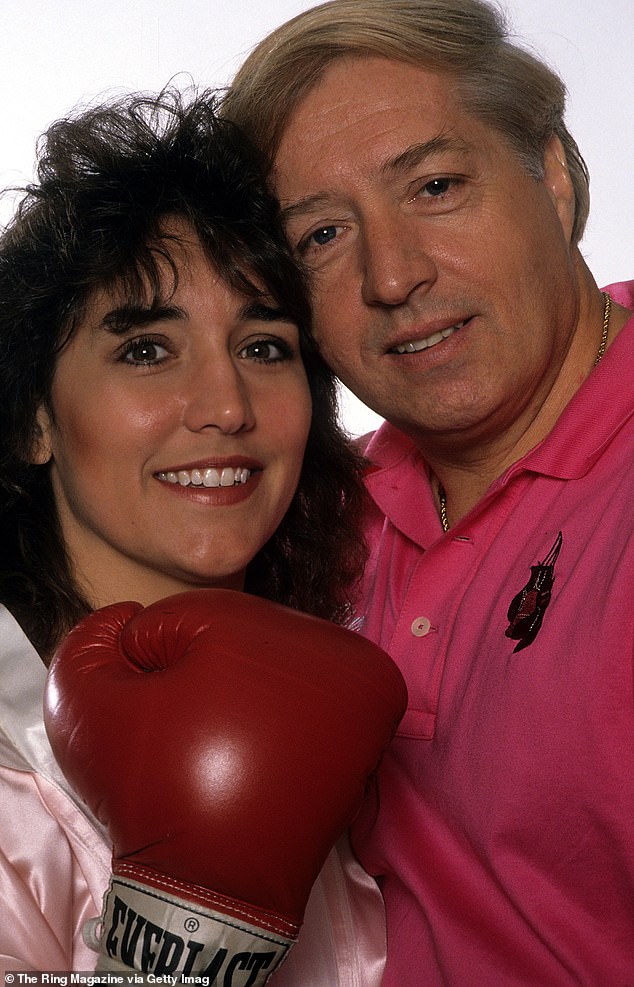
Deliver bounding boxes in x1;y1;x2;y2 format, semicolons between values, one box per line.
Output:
32;223;312;608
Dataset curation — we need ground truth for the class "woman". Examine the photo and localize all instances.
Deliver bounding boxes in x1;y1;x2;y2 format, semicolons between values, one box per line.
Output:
0;88;388;981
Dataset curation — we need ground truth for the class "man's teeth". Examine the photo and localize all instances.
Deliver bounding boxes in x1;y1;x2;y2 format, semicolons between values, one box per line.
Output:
157;467;251;488
393;321;465;354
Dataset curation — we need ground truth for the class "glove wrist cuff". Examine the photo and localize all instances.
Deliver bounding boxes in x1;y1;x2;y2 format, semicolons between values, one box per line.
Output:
115;860;300;938
87;871;295;981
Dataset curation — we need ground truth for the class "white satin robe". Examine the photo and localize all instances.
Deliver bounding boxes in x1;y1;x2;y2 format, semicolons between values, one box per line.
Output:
0;606;386;984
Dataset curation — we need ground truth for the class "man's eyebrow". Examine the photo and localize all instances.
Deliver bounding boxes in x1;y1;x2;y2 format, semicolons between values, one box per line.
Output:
100;303;186;334
281;135;472;221
383;135;472;176
281;193;339;222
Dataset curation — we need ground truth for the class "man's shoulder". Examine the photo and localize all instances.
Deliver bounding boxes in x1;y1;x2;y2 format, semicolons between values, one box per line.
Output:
353;430;376;456
354;420;421;473
603;278;634;308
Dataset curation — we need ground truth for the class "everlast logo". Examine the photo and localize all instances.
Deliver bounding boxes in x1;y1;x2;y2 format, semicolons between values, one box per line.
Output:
105;896;279;985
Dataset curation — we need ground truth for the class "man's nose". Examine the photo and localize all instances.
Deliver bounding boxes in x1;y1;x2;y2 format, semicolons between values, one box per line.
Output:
361;211;437;307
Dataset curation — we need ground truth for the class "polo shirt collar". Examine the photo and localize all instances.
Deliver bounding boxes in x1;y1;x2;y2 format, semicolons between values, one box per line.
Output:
363;286;634;540
513;300;634;480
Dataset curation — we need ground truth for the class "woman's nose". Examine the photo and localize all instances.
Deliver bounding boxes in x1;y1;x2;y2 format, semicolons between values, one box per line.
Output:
183;360;255;435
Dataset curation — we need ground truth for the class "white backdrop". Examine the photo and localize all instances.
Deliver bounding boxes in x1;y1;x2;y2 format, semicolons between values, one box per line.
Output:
1;0;631;436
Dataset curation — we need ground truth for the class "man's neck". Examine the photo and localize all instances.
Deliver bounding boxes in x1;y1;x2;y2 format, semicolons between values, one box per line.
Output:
421;288;632;529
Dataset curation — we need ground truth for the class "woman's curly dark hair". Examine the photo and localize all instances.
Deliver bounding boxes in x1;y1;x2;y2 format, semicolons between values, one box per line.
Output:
0;86;367;660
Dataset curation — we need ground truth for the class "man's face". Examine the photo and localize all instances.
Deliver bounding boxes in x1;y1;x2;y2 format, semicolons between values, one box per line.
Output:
274;56;579;451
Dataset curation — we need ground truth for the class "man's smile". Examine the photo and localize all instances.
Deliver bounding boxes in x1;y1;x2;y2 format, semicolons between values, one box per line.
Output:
390;319;468;354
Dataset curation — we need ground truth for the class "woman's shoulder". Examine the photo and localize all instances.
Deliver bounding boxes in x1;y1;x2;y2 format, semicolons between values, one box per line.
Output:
0;762;110;972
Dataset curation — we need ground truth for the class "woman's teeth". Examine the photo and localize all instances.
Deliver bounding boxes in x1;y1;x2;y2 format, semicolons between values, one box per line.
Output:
157;467;251;488
393;320;465;354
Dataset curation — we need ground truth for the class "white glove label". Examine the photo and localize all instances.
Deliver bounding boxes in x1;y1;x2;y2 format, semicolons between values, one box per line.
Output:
89;877;293;984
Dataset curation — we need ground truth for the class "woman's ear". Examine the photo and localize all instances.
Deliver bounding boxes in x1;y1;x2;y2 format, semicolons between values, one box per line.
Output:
29;405;54;465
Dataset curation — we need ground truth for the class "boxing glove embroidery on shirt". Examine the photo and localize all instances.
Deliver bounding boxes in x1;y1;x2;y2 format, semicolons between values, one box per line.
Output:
505;531;563;653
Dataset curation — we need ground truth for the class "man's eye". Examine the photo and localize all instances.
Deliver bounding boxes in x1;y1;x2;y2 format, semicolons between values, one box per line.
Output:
421;178;453;197
310;225;338;246
120;337;169;365
238;338;291;363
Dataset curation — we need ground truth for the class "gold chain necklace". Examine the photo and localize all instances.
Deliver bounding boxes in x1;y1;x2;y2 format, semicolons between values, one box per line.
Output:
437;292;612;533
594;290;612;366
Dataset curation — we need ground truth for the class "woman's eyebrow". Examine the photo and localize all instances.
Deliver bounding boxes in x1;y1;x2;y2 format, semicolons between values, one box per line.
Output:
100;303;186;334
240;300;291;322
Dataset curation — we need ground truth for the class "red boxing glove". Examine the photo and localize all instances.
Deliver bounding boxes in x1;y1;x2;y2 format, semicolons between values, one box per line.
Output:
44;589;406;981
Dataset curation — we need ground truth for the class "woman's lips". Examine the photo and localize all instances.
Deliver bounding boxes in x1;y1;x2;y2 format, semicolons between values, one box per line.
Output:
156;465;252;488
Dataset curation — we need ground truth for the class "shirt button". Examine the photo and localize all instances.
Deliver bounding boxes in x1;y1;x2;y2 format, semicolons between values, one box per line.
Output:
411;616;431;637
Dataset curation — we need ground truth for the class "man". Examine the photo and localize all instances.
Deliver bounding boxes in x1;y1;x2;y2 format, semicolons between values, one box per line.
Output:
224;1;634;984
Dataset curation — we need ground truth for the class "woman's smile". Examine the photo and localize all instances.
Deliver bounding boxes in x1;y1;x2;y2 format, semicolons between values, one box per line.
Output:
32;221;312;607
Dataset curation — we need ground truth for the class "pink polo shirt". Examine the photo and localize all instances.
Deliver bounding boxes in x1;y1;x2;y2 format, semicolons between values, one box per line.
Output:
350;280;634;986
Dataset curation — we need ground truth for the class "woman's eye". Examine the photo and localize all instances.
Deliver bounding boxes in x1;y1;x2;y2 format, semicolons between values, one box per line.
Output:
239;338;291;364
120;338;169;365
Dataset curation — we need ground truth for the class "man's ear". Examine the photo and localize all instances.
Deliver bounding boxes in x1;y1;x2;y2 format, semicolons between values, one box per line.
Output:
29;404;54;465
542;134;576;242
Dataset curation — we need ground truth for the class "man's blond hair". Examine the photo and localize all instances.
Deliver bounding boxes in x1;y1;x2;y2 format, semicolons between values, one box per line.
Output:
224;0;589;243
